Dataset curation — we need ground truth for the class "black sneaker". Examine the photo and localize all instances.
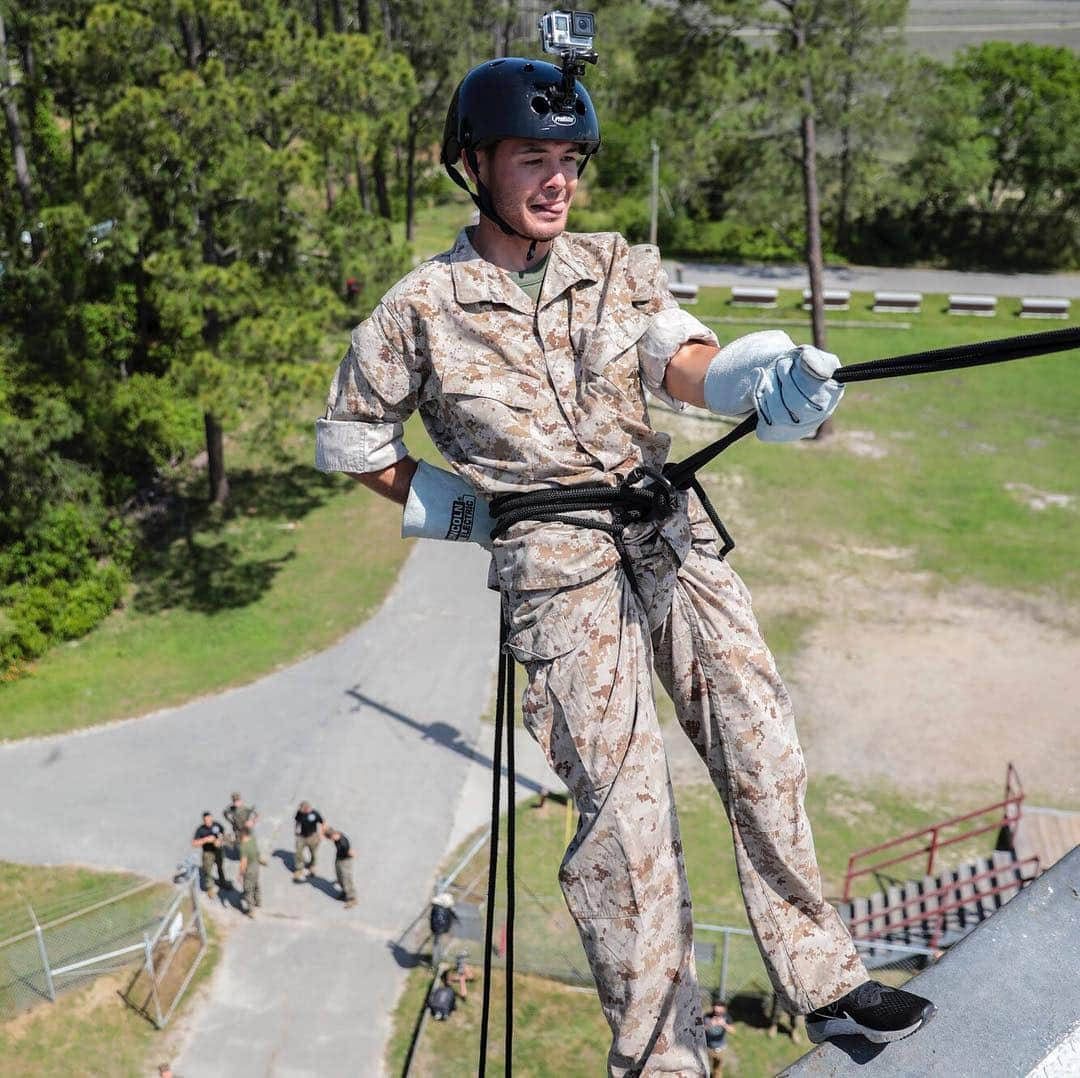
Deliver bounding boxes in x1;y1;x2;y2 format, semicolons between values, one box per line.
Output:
806;981;936;1045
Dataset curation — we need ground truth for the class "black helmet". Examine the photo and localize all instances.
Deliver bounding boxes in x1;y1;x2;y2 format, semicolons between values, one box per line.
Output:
442;57;600;167
442;57;600;242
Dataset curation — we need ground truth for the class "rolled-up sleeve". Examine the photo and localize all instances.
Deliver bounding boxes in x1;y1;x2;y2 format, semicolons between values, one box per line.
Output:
315;300;420;474
627;244;719;412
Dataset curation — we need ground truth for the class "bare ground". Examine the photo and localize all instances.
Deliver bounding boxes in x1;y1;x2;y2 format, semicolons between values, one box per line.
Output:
662;557;1080;810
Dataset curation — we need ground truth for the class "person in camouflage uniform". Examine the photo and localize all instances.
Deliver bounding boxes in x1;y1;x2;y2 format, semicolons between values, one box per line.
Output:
237;821;261;917
315;57;934;1074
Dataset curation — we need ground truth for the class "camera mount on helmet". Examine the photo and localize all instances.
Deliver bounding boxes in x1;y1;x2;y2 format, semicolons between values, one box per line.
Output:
537;10;598;107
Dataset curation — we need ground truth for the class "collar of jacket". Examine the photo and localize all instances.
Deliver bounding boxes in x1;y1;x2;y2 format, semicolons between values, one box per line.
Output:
450;228;599;314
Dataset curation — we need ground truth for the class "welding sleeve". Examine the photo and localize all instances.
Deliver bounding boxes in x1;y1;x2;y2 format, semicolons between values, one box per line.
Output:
401;460;495;549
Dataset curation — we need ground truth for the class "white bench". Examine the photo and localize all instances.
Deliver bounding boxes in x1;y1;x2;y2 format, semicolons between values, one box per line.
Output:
730;285;779;308
1020;296;1070;319
873;290;922;313
948;293;996;316
668;281;699;304
802;288;850;311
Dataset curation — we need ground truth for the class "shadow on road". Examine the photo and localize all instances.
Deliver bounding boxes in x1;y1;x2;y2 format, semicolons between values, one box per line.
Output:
344;688;545;797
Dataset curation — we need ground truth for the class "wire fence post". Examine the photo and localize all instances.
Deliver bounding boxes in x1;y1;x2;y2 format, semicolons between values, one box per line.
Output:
29;904;55;1003
719;928;730;1003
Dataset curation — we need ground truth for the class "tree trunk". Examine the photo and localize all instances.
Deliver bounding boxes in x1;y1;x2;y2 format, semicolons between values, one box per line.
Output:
837;74;853;256
405;118;418;242
372;142;392;219
356;0;370;34
354;138;371;212
314;0;325;37
796;39;826;351
324;147;335;211
331;0;345;33
0;12;36;225
178;13;200;68
794;19;831;439
204;412;229;505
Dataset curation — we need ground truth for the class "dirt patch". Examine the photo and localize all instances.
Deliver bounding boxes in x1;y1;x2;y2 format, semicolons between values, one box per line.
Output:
661;564;1080;809
785;576;1080;807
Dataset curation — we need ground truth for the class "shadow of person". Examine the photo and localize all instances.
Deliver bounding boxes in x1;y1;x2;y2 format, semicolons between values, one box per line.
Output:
272;848;298;874
306;873;343;902
386;940;426;969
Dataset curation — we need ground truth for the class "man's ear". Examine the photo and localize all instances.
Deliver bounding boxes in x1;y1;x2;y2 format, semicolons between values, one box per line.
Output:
463;146;492;187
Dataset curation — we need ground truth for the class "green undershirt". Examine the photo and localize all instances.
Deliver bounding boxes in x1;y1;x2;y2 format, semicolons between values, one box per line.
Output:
508;253;550;305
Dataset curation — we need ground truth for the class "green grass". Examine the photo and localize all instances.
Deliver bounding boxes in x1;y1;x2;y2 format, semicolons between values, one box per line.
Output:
662;287;1080;604
0;390;447;740
0;863;221;1078
388;772;988;1076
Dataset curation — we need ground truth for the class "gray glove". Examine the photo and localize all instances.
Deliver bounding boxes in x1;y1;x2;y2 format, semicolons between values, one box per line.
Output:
754;345;844;442
401;460;495;549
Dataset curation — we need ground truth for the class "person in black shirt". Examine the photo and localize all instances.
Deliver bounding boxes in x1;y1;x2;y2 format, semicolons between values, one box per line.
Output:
191;812;229;896
292;801;324;881
428;970;457;1021
324;825;357;908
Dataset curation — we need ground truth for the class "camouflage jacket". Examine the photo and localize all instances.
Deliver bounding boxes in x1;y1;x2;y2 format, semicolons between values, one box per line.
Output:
316;229;716;590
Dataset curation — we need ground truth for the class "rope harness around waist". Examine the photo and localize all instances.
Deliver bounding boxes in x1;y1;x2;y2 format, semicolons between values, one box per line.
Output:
474;324;1080;1075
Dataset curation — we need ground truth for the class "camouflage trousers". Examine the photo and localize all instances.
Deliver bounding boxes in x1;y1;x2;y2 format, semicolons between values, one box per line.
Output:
200;846;226;893
295;834;320;873
504;525;867;1076
335;858;356;902
241;866;261;912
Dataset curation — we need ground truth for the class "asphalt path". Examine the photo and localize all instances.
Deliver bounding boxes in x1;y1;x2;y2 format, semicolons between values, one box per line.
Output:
0;539;563;1077
667;260;1080;299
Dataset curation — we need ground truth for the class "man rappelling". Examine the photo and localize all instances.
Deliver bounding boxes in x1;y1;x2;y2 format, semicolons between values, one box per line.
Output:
314;20;937;1073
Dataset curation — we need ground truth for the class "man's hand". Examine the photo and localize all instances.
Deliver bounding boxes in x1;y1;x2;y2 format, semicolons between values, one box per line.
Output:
753;345;844;442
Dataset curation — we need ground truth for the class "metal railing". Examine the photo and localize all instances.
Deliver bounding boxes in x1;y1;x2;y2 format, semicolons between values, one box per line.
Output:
841;762;1027;901
846;854;1040;949
0;874;206;1026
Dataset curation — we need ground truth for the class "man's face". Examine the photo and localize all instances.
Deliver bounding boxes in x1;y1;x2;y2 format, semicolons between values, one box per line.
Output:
203;814;213;826
478;139;580;241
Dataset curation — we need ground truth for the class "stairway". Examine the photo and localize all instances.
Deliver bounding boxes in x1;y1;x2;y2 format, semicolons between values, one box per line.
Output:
832;851;1041;966
1013;806;1080;870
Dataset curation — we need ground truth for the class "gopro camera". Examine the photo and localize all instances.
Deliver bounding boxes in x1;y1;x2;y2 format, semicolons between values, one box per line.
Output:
538;10;596;58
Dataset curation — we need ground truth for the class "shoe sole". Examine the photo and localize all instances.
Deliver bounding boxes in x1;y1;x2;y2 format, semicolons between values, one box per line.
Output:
807;1004;936;1045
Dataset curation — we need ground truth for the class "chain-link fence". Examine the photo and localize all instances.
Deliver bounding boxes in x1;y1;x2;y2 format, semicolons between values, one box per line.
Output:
404;869;941;1009
0;875;206;1027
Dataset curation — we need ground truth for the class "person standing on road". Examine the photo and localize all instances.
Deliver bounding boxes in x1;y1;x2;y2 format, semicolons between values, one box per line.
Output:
325;826;357;908
224;792;256;846
191;811;229;897
238;821;261;917
315;54;935;1072
293;800;324;880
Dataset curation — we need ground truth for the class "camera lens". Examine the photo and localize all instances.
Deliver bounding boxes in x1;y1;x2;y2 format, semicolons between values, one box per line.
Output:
573;12;594;35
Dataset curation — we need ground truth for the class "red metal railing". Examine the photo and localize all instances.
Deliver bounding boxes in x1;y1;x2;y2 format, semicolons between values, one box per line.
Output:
841;763;1026;902
846;854;1040;948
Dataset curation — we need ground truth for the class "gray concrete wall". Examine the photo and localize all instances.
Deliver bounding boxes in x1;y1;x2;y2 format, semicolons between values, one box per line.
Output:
783;847;1080;1077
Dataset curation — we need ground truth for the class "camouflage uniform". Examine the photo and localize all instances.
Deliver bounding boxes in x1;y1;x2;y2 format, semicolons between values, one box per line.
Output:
239;833;261;913
317;229;867;1074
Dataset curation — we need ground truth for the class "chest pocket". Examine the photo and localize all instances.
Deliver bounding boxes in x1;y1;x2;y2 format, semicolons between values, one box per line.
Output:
438;363;540;447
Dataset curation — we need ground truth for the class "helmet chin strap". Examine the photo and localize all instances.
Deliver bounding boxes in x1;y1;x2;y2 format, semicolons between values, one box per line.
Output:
444;148;593;261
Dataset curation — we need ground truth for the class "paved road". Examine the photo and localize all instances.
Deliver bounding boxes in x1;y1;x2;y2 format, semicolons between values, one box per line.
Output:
0;540;566;1077
667;260;1080;299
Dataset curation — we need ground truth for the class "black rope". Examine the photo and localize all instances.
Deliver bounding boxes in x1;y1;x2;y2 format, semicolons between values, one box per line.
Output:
478;618;507;1077
504;650;515;1073
665;325;1080;487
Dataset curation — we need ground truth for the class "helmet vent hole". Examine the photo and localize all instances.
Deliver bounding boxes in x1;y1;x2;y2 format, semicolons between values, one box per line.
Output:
575;100;586;115
523;62;534;72
531;96;550;116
